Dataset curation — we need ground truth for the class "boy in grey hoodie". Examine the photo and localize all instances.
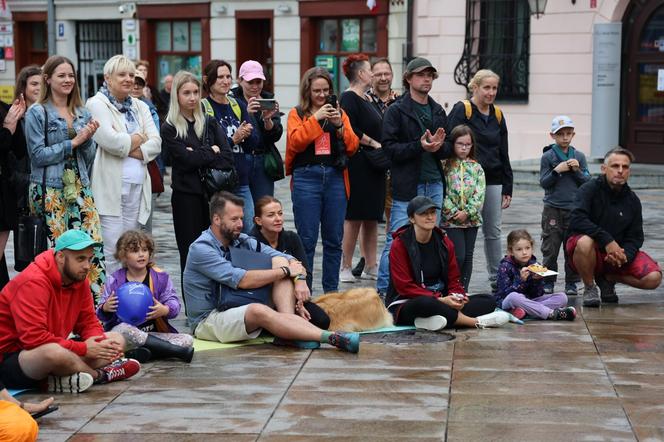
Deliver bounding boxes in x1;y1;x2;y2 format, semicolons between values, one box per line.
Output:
539;116;591;295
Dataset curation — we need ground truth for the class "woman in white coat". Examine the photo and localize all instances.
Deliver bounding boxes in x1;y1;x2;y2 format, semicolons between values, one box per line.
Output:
87;55;161;273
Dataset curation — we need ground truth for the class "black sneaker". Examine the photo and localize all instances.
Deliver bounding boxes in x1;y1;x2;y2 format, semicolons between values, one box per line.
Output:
351;257;365;277
552;307;577;321
596;275;618;303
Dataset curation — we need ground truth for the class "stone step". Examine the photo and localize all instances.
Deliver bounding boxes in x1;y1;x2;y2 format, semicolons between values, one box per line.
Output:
512;160;664;189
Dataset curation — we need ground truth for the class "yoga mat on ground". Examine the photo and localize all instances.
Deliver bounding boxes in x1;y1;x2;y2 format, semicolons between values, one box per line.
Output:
193;336;274;352
8;389;31;397
359;325;416;334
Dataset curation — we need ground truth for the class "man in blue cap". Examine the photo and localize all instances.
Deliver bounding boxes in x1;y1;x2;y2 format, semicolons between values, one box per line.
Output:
0;229;140;394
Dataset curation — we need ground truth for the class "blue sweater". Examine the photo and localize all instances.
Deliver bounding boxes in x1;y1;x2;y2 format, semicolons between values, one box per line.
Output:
494;255;545;306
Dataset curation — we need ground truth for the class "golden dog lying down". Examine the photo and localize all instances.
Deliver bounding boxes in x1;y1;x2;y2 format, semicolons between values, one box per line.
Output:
312;287;393;332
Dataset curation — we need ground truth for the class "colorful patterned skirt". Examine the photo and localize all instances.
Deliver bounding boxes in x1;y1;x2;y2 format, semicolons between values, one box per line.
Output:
29;162;106;304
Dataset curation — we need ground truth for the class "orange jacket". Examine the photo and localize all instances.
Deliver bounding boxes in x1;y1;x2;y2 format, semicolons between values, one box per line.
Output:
286;108;359;198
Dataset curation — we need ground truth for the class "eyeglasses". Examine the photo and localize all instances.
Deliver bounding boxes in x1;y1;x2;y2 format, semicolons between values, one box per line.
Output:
454;142;472;149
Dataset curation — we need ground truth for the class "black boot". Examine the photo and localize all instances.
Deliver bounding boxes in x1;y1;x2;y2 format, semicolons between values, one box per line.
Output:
125;347;152;363
144;335;194;363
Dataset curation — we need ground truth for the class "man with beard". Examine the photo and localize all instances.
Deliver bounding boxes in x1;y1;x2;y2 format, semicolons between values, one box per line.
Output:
183;192;360;352
376;57;451;296
0;230;140;394
367;58;398;113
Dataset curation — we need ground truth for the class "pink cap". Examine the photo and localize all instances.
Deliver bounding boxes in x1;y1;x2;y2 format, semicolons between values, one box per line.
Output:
239;60;266;81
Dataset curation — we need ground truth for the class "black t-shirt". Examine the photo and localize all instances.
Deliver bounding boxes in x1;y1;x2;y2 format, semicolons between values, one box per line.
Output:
417;237;442;287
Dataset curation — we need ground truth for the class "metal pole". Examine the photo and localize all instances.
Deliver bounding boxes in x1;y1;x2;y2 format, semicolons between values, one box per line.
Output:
47;0;55;55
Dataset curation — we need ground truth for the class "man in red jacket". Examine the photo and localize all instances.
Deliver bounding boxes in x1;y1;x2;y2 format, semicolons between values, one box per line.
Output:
0;230;140;393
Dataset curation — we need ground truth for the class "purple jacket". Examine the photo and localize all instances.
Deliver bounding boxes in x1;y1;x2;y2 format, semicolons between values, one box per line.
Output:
96;267;181;332
494;255;545;305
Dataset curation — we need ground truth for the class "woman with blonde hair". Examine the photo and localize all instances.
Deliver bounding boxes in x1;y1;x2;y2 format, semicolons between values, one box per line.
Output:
160;71;233;282
86;55;161;274
286;67;359;293
447;69;512;289
24;55;105;302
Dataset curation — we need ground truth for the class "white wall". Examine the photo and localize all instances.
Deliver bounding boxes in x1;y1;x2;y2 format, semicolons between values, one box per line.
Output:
414;0;628;162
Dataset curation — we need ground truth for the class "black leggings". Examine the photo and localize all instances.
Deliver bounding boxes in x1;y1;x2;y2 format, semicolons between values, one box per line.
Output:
394;294;496;328
305;301;330;330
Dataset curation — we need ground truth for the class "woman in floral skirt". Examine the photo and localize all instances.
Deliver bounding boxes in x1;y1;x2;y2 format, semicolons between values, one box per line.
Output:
24;55;106;303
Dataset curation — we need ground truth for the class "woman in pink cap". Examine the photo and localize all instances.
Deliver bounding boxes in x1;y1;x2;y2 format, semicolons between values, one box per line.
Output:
231;60;283;202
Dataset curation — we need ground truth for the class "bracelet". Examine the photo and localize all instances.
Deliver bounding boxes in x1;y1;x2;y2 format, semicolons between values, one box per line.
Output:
280;266;291;278
293;274;306;281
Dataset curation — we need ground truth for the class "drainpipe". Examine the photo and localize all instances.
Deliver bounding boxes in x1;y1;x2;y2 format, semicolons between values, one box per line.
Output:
47;0;56;55
404;0;414;64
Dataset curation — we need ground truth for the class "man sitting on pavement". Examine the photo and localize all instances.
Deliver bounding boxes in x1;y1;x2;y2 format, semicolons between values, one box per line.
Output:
183;191;359;352
0;230;140;394
567;147;662;307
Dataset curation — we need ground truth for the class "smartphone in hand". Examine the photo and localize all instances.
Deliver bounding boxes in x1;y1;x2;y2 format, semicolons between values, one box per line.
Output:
256;99;277;111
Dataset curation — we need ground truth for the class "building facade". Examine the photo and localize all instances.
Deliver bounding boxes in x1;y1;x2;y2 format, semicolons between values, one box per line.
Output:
4;0;664;163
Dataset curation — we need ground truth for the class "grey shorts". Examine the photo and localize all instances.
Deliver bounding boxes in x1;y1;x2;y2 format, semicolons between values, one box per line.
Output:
194;305;262;343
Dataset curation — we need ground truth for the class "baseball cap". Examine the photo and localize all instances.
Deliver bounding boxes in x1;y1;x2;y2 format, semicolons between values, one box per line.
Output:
54;230;101;252
551;115;574;134
134;70;146;87
407;196;438;218
239;60;266;81
405;57;437;75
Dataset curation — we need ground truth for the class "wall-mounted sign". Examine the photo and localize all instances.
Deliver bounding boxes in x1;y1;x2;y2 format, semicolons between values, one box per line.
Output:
0;85;14;102
0;23;12;34
4;47;13;60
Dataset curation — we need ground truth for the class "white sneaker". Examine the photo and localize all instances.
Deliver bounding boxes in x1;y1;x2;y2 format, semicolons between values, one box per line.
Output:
475;311;510;329
47;371;94;394
339;267;357;283
414;315;447;331
360;265;378;281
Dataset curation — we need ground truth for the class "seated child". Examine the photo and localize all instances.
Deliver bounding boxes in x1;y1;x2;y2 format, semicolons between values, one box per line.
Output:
495;229;576;321
97;230;194;362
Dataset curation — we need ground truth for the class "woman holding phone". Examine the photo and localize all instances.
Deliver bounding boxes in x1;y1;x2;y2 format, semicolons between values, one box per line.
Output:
231;60;284;201
286;67;359;293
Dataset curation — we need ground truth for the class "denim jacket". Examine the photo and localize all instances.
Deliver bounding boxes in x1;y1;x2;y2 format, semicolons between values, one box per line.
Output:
24;102;96;188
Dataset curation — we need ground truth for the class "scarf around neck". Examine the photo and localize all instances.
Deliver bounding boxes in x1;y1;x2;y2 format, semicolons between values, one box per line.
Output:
100;83;135;124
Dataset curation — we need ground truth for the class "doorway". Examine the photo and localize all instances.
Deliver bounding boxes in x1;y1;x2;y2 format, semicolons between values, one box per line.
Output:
623;1;664;163
236;11;273;93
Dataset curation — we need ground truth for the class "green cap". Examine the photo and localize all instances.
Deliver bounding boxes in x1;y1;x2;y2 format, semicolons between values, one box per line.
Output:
405;57;437;74
54;229;101;252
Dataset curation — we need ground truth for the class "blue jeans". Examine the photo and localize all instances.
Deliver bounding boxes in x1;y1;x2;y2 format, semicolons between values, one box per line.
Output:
245;153;275;204
376;181;444;292
236;184;254;233
292;165;347;293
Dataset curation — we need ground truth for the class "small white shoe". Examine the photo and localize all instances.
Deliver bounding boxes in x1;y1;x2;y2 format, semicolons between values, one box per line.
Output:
414;315;447;331
475;311;510;329
360;265;378;281
339;267;357;283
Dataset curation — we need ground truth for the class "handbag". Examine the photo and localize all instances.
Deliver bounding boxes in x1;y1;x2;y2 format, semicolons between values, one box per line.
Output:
216;243;273;311
147;160;164;194
263;144;285;181
363;146;391;171
200;117;238;197
14;109;50;266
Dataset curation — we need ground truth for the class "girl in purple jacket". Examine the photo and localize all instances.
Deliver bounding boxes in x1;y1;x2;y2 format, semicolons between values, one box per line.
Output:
97;230;194;362
495;229;576;321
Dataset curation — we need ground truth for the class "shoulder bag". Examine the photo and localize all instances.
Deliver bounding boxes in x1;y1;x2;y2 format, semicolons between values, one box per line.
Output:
200;116;239;198
14;108;50;267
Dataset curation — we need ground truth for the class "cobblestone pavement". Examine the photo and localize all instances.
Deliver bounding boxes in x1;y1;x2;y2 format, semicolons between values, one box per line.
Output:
9;173;664;441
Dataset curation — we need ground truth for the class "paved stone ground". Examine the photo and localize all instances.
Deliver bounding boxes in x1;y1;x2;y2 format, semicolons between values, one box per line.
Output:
9;174;664;441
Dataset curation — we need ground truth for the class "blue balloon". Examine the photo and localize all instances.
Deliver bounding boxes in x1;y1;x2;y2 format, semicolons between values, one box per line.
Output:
116;282;153;326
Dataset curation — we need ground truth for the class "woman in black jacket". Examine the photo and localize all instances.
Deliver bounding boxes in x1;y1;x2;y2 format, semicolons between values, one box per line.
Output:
447;69;512;287
250;196;330;330
160;71;234;281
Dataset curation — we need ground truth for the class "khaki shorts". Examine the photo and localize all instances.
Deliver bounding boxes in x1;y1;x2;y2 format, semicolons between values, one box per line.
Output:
194;305;262;343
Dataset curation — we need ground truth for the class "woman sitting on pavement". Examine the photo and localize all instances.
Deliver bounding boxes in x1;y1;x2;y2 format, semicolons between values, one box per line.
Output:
386;196;510;330
250;196;330;330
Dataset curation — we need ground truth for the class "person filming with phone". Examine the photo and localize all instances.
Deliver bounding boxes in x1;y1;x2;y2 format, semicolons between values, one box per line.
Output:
286;67;359;293
231;60;284;201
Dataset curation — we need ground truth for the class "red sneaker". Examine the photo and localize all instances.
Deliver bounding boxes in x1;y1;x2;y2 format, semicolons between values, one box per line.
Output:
510;307;527;320
96;358;140;384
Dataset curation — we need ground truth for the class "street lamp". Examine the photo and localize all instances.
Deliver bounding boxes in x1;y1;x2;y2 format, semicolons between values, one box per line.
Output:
528;0;547;19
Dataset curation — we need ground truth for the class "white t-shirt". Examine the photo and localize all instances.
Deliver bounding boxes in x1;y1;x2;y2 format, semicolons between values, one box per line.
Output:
122;111;144;184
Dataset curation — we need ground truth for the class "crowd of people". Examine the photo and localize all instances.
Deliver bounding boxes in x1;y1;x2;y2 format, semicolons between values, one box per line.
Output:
0;51;661;439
